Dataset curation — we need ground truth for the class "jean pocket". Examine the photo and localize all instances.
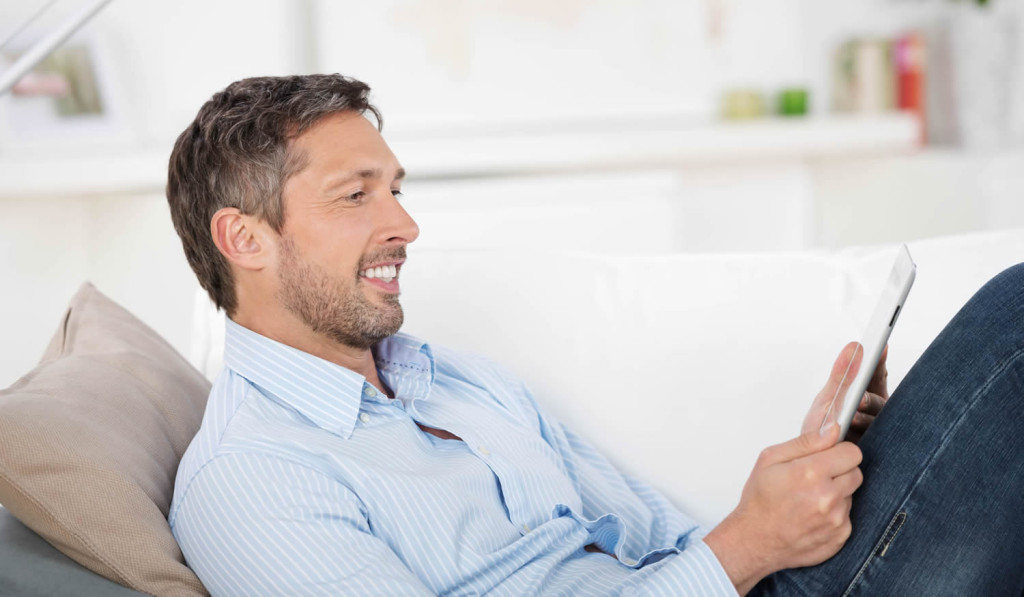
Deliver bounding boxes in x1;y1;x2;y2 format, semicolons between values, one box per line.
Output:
875;511;906;558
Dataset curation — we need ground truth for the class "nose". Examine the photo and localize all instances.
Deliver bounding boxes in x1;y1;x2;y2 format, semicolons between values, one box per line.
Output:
379;192;419;246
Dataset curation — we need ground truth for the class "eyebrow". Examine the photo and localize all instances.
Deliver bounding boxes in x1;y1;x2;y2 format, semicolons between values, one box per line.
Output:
322;167;406;195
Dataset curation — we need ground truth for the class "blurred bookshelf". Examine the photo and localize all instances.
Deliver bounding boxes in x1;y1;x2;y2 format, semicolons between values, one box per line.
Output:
0;114;922;199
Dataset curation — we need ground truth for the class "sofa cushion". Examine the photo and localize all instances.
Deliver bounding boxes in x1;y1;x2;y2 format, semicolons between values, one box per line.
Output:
0;507;145;596
0;283;209;596
398;230;1024;524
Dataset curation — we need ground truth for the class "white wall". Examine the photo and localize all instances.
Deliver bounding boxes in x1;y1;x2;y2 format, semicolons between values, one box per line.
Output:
813;151;999;248
0;197;91;383
0;191;198;387
86;193;200;361
2;0;1024;388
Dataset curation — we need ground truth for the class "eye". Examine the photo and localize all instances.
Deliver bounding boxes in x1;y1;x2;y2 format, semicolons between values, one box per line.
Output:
344;191;366;203
391;189;404;199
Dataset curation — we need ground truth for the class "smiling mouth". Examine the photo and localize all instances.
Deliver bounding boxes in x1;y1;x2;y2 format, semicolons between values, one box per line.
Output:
358;261;403;294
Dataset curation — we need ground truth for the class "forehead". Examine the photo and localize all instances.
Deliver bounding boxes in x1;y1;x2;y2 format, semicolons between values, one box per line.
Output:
288;111;400;177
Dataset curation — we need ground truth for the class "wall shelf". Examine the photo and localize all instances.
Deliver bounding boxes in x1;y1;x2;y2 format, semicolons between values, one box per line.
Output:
0;114;921;199
391;113;922;179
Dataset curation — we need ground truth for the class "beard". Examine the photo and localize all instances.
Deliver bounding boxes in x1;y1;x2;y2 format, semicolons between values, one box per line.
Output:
276;236;405;351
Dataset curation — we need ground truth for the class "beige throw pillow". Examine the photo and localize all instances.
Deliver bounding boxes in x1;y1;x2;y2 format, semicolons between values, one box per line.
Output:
0;283;210;596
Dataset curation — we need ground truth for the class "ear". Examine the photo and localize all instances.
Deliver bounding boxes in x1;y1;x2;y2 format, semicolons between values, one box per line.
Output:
210;207;273;271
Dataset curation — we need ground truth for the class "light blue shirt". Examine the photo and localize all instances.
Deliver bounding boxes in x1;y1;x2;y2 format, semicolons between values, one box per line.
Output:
170;319;737;596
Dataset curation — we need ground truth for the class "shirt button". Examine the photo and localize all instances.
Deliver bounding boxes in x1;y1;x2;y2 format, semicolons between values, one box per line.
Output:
363;386;377;397
478;445;490;456
622;558;637;566
522;524;531;534
359;413;371;424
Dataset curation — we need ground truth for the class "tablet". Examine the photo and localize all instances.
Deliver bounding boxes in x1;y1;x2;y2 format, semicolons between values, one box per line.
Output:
820;245;916;441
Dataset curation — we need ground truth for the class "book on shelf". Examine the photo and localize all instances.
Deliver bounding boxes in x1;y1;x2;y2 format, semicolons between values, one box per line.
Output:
833;33;929;144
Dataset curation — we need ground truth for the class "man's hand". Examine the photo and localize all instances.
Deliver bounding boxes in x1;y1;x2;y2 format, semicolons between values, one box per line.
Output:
705;424;863;594
704;346;881;594
801;342;889;445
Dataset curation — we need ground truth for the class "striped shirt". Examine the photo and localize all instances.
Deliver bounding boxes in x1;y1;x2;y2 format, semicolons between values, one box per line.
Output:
169;319;737;596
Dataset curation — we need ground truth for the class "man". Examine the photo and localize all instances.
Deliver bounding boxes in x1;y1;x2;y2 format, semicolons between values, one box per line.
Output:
167;74;1024;596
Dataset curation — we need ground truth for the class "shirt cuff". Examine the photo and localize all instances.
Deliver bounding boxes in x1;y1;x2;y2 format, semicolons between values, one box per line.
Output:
688;539;741;596
627;539;739;596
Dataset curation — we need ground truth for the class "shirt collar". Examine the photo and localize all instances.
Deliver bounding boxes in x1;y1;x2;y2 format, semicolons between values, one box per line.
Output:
223;318;435;439
374;333;436;407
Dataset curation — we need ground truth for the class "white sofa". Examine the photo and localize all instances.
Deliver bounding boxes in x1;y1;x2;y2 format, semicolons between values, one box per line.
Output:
190;228;1024;526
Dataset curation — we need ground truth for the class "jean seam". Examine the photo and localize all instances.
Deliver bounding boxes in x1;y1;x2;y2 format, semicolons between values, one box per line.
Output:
840;511;906;597
838;345;1024;596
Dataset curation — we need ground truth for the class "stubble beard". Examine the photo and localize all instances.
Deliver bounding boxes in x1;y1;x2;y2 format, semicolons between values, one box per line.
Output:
277;236;404;351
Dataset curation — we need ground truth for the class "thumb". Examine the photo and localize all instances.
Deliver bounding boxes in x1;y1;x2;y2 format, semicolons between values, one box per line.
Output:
821;342;863;404
761;423;839;466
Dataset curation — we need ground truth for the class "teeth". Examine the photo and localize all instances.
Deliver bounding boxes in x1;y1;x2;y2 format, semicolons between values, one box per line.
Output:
361;264;399;280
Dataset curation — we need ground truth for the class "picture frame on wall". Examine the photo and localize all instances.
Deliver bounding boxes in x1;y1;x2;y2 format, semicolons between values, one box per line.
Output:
0;32;132;155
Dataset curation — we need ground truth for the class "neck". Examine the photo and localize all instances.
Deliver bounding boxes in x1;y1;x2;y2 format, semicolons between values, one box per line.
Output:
231;307;388;395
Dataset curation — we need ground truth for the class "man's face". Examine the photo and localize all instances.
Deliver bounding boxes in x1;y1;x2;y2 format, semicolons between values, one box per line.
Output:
274;111;418;350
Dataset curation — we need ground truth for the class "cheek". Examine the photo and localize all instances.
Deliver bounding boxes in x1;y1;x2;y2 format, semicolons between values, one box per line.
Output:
297;215;375;271
334;241;372;279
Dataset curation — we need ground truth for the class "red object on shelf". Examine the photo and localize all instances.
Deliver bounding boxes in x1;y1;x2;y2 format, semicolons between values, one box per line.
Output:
11;72;70;97
895;33;927;144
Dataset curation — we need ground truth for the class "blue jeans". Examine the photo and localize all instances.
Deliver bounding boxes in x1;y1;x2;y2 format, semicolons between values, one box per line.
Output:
752;263;1024;596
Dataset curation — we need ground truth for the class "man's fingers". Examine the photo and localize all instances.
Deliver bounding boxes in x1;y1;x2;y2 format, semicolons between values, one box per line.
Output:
850;412;875;430
858;392;886;417
760;424;839;466
803;441;863;478
833;466;864;498
847;399;882;445
822;342;863;405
